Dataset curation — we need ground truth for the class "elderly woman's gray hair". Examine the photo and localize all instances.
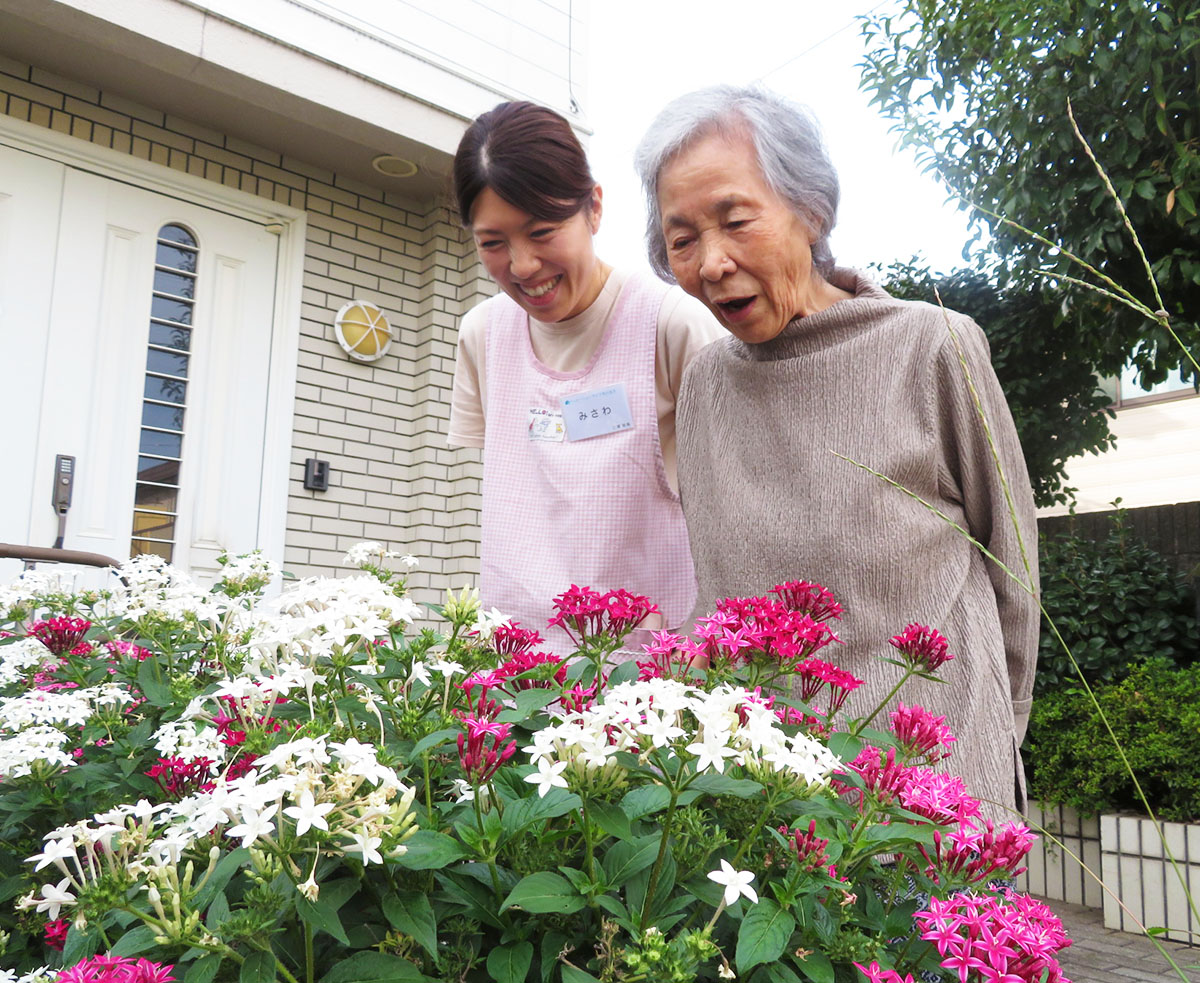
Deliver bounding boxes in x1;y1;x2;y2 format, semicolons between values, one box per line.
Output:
634;85;840;282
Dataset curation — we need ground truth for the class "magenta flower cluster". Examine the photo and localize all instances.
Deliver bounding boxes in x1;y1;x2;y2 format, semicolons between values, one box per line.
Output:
55;955;176;983
547;585;658;644
889;623;957;672
914;890;1072;982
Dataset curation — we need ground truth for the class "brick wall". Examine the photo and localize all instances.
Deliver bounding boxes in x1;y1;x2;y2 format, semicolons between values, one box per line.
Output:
1039;501;1200;583
0;58;490;600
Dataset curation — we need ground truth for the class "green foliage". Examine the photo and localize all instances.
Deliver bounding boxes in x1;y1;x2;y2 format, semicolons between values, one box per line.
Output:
879;259;1115;506
1026;660;1200;820
1033;511;1198;696
860;0;1200;384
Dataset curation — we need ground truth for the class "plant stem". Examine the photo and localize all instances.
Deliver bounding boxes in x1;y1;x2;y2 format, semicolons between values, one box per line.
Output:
639;785;680;930
853;669;915;733
579;797;595;881
303;921;314;983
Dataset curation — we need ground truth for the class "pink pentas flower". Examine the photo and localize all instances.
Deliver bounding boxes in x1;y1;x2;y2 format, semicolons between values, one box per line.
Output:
769;580;843;623
839;745;912;806
890;702;957;763
27;617;91;655
489;622;544;656
913;890;1072;983
55;955;177;983
548;585;657;644
898;769;981;827
889;623;956;672
104;639;152;661
44;918;69;951
854;962;916;983
922;820;1036;885
779;820;831;873
145;757;217;799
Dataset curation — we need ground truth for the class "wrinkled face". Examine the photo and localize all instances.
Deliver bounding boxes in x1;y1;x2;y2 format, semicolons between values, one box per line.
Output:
657;129;822;344
470;186;605;323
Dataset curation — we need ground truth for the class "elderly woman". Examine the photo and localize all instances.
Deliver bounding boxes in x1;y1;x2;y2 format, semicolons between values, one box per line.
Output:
635;85;1039;820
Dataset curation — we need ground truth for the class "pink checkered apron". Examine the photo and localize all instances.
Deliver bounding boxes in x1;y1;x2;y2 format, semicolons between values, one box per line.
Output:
480;271;697;654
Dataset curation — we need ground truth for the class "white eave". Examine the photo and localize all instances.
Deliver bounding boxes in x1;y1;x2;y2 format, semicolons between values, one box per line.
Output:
0;0;548;198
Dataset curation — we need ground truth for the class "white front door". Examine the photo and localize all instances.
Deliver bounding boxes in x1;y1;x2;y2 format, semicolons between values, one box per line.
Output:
0;142;283;585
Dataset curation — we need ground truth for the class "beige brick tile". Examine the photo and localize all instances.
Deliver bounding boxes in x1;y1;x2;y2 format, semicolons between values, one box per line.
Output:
49;109;71;134
193;141;253;170
100;91;163;124
149;144;170;167
70;117;92;141
0;74;64;107
226;135;281;165
251;160;306;191
165;115;224;145
132;119;193;152
64;96;130;131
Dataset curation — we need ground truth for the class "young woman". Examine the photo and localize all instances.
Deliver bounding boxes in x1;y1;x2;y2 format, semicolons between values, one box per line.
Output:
447;101;721;650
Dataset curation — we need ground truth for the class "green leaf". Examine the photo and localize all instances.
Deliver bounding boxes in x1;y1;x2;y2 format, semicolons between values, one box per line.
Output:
794;950;835;983
381;892;438;961
63;923;101;964
501;871;587;914
320;951;431;983
559;966;602;983
487;941;534;983
411;727;460;755
540;932;569;983
194;847;249;909
109;924;160;957
239;950;277;983
687;773;764;798
136;658;173;707
586;799;632;840
620;784;671;819
501;789;582;840
185;955;223;983
601;834;659;886
206;890;231;927
296;893;350;944
735;898;796;973
394;830;468;869
827;731;862;762
765;963;804;983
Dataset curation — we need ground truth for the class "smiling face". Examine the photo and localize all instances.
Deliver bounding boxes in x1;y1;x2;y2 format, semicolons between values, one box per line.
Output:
657;129;842;344
470;186;607;324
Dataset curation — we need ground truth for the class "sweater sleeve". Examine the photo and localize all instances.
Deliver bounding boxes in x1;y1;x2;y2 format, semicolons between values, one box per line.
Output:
932;315;1040;744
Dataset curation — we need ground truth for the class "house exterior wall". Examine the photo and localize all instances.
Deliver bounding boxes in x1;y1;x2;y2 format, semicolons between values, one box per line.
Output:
1039;394;1200;518
0;56;491;596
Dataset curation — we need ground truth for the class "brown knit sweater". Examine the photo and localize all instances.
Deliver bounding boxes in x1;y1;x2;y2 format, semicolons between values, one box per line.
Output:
677;269;1040;820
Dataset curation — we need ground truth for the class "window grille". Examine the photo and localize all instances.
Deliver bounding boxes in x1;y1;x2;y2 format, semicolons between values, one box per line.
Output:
130;224;196;561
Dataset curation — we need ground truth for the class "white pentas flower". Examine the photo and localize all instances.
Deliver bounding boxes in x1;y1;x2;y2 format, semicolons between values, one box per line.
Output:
0;637;55;687
708;859;758;906
343;542;399;567
152;720;227;765
0;726;75;778
0;683;134;730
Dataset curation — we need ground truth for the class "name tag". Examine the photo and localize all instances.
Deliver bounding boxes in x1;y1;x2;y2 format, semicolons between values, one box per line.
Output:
528;407;565;442
561;384;634;441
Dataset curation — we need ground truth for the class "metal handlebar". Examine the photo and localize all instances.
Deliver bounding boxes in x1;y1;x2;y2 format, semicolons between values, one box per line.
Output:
0;543;123;569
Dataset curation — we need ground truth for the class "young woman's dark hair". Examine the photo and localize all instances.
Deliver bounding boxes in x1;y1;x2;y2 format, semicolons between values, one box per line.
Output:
453;101;595;226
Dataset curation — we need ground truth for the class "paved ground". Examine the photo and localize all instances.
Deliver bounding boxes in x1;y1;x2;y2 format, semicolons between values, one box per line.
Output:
1040;897;1200;982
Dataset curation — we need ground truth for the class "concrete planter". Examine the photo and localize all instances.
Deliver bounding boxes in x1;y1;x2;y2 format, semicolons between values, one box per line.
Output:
1017;801;1200;945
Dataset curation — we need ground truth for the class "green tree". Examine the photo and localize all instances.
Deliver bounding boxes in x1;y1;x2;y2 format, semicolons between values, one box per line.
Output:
860;0;1200;385
879;260;1115;506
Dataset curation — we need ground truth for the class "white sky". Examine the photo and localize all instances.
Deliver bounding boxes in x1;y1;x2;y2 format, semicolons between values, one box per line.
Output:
582;0;978;276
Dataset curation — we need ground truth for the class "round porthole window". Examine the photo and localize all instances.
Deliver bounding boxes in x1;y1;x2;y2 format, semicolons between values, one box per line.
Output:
334;300;392;362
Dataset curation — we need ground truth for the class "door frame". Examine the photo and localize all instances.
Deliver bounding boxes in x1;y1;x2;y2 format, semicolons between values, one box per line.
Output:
0;112;306;570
